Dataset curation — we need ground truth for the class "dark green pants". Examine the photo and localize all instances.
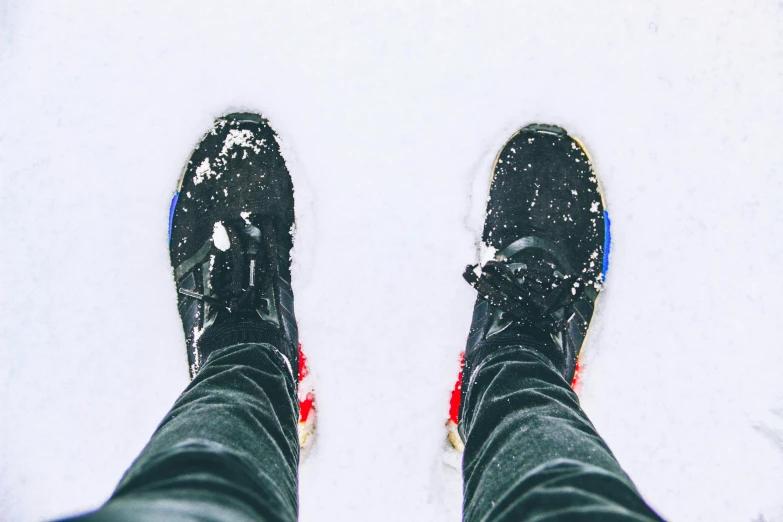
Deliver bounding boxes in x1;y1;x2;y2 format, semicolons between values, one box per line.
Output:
460;347;662;521
64;342;662;521
65;343;299;522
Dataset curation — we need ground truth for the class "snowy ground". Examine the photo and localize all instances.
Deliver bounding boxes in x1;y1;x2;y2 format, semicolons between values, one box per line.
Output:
1;1;782;521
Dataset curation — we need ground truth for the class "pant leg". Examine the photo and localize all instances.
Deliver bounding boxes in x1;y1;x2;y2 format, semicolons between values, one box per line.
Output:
61;342;299;522
460;346;664;522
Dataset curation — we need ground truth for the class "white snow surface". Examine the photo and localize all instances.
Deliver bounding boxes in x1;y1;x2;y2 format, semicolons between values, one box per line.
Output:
1;2;783;521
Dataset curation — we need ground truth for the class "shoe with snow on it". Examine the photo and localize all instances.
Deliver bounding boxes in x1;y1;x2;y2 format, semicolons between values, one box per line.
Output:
169;112;298;378
451;123;610;449
169;113;315;450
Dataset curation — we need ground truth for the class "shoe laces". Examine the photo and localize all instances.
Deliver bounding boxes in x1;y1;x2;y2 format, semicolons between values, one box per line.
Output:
463;237;583;334
178;217;278;314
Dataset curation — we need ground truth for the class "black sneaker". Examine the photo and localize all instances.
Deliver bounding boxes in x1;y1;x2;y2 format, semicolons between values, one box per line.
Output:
168;113;298;380
460;123;609;416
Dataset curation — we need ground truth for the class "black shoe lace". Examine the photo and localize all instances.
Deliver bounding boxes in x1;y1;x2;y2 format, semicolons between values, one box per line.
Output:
463;238;583;333
178;218;278;314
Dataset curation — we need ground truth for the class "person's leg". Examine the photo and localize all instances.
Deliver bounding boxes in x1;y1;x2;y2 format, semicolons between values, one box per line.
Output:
459;124;663;521
460;341;661;522
66;339;299;522
60;113;302;521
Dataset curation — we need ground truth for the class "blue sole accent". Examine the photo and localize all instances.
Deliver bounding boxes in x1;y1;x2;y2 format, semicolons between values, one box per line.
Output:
168;192;179;245
602;210;611;277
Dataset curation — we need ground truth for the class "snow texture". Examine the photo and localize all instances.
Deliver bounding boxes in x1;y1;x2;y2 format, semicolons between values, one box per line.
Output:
1;2;782;521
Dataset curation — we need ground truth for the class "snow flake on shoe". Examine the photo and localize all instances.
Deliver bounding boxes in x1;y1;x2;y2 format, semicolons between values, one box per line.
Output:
480;243;499;266
191;126;271;188
190;325;206;375
220;129;265;158
194;158;217;185
212;222;230;251
210;118;228;135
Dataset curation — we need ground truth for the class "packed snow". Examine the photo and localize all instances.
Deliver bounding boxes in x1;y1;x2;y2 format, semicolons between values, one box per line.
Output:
1;2;782;521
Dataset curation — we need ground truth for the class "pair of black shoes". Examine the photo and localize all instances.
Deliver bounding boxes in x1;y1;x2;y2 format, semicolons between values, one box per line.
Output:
169;113;608;446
